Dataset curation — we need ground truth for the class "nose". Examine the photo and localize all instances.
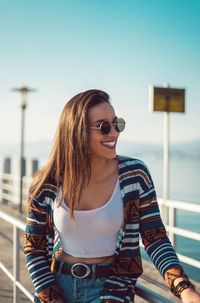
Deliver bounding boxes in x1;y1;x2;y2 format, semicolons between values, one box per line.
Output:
109;124;119;137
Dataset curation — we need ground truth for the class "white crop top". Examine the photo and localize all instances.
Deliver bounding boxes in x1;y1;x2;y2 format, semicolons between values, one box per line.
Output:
53;179;123;258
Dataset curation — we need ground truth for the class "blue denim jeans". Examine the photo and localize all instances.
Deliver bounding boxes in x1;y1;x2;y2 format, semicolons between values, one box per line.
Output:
54;262;109;303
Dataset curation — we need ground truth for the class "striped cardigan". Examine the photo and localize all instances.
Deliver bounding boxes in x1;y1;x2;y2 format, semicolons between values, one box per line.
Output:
24;156;184;302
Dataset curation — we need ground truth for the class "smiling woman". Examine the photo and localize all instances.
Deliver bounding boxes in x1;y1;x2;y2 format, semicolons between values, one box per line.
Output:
24;89;200;303
88;102;121;160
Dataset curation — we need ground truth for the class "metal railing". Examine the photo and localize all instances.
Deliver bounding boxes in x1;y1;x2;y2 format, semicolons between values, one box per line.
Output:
0;173;32;207
158;198;200;269
1;173;199;270
0;173;200;302
0;210;34;303
135;285;173;303
0;209;174;303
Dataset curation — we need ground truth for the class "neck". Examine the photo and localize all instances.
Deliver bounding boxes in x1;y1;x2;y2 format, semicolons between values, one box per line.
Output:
90;157;117;182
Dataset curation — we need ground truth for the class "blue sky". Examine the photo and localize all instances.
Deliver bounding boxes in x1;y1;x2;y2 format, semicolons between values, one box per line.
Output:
0;0;200;146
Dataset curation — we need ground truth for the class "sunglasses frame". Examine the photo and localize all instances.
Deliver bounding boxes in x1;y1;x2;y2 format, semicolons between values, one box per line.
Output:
90;117;126;135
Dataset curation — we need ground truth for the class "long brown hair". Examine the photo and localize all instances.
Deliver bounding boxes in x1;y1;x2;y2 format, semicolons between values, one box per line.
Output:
28;89;110;219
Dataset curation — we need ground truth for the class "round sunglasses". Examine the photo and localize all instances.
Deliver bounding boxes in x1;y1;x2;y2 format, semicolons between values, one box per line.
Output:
90;117;126;135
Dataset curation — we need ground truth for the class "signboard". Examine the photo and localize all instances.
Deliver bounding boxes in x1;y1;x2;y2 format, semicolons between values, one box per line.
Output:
149;86;185;113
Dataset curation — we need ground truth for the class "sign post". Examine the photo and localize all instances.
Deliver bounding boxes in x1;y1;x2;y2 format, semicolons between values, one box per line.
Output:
149;85;185;232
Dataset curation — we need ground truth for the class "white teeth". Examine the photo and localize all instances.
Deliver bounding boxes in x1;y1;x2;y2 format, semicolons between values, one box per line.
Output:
102;141;115;147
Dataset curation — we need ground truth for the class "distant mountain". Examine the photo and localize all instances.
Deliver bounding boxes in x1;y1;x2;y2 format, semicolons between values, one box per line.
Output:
118;141;161;157
0;141;52;160
171;139;200;159
0;138;200;160
118;139;200;159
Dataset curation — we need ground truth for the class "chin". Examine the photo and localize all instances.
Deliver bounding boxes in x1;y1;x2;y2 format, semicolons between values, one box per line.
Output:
91;148;117;160
105;151;117;159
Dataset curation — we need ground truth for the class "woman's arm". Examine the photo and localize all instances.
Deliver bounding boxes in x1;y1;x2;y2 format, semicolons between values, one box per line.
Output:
180;288;200;303
168;275;200;303
24;193;63;302
138;162;200;302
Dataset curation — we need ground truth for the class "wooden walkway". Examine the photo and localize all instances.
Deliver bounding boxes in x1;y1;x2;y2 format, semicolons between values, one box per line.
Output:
0;203;199;303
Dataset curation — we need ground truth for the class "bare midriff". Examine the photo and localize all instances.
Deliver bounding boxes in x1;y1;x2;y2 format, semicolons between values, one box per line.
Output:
57;250;114;264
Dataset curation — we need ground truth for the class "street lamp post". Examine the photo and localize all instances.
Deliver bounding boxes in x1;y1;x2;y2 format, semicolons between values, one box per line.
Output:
12;86;36;213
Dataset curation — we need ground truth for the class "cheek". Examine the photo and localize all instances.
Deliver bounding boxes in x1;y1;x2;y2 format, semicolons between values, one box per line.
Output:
89;133;102;153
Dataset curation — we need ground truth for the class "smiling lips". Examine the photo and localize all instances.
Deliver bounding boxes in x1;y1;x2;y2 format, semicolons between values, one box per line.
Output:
101;141;116;148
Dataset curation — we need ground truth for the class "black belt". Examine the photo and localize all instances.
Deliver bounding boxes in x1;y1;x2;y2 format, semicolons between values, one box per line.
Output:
52;259;114;279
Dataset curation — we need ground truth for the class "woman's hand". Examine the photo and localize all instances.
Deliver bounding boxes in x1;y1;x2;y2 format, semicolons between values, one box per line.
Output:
180;288;200;303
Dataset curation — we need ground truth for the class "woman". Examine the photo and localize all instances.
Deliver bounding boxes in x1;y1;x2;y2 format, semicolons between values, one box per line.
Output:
24;89;200;303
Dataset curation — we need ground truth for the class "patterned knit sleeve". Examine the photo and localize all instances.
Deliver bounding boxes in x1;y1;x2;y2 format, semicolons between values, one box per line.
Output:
24;193;62;302
138;161;185;287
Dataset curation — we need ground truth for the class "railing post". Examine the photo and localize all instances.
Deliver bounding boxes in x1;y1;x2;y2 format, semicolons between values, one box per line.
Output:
168;204;176;248
2;157;12;204
13;225;20;303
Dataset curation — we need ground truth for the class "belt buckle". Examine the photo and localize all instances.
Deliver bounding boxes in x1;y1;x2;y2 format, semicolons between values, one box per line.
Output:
71;263;91;279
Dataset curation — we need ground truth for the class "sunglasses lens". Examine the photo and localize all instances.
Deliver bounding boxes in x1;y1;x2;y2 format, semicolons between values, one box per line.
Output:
100;121;111;135
116;118;126;132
